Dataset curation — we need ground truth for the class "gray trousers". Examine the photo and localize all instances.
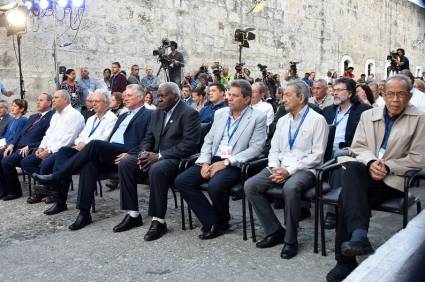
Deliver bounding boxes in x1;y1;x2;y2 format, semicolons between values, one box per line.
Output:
244;168;315;244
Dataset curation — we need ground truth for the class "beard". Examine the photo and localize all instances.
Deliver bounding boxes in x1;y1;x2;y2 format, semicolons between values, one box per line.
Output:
334;96;348;105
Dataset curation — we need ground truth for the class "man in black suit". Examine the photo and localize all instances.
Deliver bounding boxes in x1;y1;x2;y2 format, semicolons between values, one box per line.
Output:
34;84;151;227
0;100;11;138
0;93;53;199
112;82;200;241
322;78;372;228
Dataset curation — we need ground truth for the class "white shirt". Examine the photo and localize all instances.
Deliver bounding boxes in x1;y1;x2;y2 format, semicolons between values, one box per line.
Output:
268;105;329;175
374;96;385;107
144;103;157;110
74;110;118;145
39;104;85;153
251;100;274;126
409;88;425;113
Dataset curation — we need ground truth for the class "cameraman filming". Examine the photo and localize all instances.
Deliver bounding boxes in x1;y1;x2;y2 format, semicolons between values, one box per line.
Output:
234;67;254;84
168;41;185;84
396;48;410;71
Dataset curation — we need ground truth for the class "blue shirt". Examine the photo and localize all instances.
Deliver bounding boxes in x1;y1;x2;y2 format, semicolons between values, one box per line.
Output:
110;106;143;144
0;81;6;95
333;106;351;150
141;75;160;92
5;116;28;144
381;107;399;149
199;101;227;123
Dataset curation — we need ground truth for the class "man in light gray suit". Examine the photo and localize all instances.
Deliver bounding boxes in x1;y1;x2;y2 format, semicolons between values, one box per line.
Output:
175;80;267;240
245;80;328;259
0;100;11;138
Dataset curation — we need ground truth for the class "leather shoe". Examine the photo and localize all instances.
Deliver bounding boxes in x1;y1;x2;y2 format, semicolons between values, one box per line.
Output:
326;262;358;282
106;181;119;191
144;221;167;241
324;213;336;229
27;194;44;204
341;237;374;257
256;228;285;248
3;193;22;201
198;224;225;240
69;212;92;231
280;242;298;259
44;203;67;215
113;214;143;232
0;192;7;199
32;173;57;185
44;195;54;204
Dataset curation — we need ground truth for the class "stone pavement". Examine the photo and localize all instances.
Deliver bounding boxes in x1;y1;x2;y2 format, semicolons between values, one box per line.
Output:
0;177;424;282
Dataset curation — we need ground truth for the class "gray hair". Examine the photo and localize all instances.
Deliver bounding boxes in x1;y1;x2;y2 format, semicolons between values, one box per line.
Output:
56;89;71;104
126;84;144;96
230;79;252;97
286;80;311;104
0;99;8;110
159;82;181;97
386;75;413;93
254;82;269;96
368;80;379;90
93;89;111;104
40;93;53;102
313;79;328;88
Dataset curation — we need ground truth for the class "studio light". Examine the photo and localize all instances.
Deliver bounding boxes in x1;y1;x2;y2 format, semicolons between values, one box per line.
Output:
57;0;69;8
71;0;84;8
39;0;50;9
6;6;27;30
0;1;17;12
23;0;32;10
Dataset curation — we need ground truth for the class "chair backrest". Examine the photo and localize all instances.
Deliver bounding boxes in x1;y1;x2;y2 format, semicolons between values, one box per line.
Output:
324;125;336;162
197;122;212;151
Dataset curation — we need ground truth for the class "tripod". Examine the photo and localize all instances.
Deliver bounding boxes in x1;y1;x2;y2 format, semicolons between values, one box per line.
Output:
157;62;170;82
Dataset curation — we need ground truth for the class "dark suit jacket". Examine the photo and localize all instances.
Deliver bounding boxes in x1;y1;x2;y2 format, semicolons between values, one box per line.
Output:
0;114;11;138
322;102;372;148
11;111;54;149
109;106;151;153
141;100;201;159
111;73;127;93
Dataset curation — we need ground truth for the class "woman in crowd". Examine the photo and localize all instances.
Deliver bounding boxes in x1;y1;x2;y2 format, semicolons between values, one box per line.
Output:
144;92;157;110
191;86;206;112
103;68;112;90
356;84;375;105
110;92;126;116
3;99;28;145
59;69;84;110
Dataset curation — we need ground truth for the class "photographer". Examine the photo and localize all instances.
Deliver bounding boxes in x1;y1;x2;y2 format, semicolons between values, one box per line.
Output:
181;72;198;89
397;48;410;71
234;67;254;84
220;66;232;88
168;41;185;84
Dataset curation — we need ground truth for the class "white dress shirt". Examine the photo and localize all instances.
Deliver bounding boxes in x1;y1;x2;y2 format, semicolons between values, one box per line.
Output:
74;110;118;145
409;88;425;113
268;105;329;175
251;100;274;126
39;104;85;153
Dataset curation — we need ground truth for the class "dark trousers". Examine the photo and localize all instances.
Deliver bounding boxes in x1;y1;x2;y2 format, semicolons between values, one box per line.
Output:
0;150;25;195
335;162;404;264
174;162;241;227
119;154;180;219
53;140;127;209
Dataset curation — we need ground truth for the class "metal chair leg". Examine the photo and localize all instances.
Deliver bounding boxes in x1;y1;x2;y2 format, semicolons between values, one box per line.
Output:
28;175;32;197
92;194;96;213
248;201;256;242
417;200;422;214
313;198;319;254
70;179;74;191
180;194;186;230
320;199;327;256
98;180;103;198
188;207;193;230
242;196;247;241
171;187;178;209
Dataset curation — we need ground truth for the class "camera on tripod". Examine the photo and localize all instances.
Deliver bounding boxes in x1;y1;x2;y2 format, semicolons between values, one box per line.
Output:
234;28;256;48
153;38;173;68
387;50;399;68
257;64;268;76
211;62;223;78
235;62;245;79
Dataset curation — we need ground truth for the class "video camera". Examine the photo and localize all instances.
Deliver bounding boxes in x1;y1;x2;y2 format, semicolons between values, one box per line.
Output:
235;62;245;79
153;38;173;68
211;63;223;78
234;28;256;48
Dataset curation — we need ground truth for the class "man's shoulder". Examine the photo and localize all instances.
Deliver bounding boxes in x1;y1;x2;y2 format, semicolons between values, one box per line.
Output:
353;102;373;113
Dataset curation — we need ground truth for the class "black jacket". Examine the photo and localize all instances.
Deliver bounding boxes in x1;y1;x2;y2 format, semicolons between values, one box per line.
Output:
322;102;372;148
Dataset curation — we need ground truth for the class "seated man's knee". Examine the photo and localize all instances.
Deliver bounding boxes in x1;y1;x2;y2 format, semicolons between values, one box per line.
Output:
118;155;138;171
244;177;259;197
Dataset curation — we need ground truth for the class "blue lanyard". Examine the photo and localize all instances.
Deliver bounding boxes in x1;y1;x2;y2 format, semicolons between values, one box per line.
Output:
88;117;101;137
333;106;351;127
288;107;310;150
226;116;242;144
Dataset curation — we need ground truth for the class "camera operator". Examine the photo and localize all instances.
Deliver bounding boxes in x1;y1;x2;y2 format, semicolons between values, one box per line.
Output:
181;72;198;89
396;48;410;71
234;67;254;84
168;41;185;84
220;66;232;88
194;63;209;80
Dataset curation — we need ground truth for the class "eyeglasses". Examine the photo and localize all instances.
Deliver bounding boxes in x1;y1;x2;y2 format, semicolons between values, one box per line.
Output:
384;91;410;99
333;88;347;93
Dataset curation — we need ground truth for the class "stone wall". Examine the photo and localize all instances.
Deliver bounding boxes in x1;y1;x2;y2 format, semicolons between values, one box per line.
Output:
0;0;424;104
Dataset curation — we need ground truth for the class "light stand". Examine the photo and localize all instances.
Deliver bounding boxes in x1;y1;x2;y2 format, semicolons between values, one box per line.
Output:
16;34;25;99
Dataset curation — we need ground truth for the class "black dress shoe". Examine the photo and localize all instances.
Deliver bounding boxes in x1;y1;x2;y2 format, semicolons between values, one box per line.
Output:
144;221;167;241
27;194;44;204
113;214;143;232
106;181;119;192
341;237;374;257
69;212;92;231
324;213;336;229
198;224;225;240
0;192;7;199
3;193;22;201
280;242;298;259
256;228;285;248
44;203;67;215
32;173;56;185
326;262;358;282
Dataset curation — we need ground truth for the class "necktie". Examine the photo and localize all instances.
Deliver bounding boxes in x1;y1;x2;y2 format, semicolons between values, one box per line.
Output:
26;114;42;132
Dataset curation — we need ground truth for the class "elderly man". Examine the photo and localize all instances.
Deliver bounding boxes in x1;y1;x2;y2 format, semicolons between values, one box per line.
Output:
36;89;117;214
81;92;95;121
0;100;11;138
309;79;334;109
34;85;151;225
245;80;328;259
175;80;267;239
251;82;274;126
141;66;160;102
0;93;53;200
113;82;200;241
326;75;425;282
21;90;85;200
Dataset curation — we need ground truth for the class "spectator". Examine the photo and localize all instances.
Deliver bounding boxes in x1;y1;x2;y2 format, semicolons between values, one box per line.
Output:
81;93;95;121
77;67;97;107
111;62;127;93
326;71;333;84
397;48;409;71
103;68;112;90
302;72;313;87
140;66;160;102
168;41;185;84
192;86;206;112
0;80;13;97
357;74;366;84
414;78;425;93
198;83;227;123
181;72;197;89
368;81;385;107
327;83;335;97
251;82;274;126
2;99;28;147
343;67;355;79
356;84;374;105
127;64;141;85
309;71;316;81
400;70;425;113
144;92;157;110
220;66;232;88
275;87;284;106
0;100;11;138
309;79;334;109
59;69;84;110
367;73;375;83
181;84;194;107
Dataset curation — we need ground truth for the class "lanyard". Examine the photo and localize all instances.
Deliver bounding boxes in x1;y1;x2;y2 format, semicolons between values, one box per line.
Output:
88;117;102;137
333;106;351;127
226;116;242;144
288;107;309;150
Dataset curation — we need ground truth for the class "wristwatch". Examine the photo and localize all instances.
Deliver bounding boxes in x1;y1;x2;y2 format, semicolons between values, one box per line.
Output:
223;159;231;167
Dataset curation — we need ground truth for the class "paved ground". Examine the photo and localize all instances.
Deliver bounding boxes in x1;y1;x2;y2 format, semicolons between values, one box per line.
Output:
0;176;424;282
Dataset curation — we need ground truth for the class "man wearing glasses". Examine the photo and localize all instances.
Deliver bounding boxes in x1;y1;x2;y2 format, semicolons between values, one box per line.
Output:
326;75;425;282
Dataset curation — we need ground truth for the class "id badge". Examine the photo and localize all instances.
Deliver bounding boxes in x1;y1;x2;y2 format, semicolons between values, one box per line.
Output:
378;148;385;159
219;145;232;159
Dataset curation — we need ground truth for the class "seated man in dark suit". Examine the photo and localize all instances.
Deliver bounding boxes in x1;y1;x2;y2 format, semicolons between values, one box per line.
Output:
0;100;11;138
34;84;151;226
113;82;200;241
175;80;267;240
0;93;53;200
